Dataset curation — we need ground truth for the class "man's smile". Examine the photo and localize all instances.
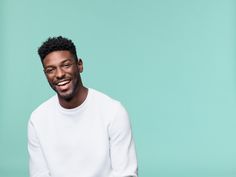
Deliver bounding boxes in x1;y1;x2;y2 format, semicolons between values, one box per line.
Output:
55;79;71;91
56;79;70;86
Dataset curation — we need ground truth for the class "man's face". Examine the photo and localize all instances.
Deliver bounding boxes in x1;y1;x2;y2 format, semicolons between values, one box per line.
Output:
43;50;83;100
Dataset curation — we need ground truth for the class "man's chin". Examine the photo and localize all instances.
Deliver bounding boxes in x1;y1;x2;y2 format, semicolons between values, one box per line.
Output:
57;91;74;101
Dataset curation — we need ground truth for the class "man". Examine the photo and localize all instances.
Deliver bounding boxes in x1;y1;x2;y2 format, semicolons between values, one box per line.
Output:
28;36;138;177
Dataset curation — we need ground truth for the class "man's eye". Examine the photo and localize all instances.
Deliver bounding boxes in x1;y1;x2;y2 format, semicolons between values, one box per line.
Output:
45;68;55;74
62;63;72;68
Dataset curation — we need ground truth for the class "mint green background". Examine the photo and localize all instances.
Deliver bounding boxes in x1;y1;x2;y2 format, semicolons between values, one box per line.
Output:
1;0;236;177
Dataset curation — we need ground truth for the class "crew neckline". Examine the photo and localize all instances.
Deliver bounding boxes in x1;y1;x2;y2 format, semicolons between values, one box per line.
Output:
56;88;92;114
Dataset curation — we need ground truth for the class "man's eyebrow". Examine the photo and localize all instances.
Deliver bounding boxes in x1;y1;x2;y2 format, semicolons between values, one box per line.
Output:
44;58;73;68
61;58;74;63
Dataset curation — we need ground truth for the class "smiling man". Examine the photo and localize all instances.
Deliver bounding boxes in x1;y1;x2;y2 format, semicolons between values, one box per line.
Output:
28;36;138;177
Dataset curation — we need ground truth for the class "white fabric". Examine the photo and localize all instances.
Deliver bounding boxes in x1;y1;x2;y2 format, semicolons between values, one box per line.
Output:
28;88;138;177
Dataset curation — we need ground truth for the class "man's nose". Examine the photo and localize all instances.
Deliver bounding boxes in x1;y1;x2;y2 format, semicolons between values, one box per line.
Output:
55;67;65;79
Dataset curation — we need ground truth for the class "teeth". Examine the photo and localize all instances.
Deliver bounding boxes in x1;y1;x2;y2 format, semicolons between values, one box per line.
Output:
57;81;69;86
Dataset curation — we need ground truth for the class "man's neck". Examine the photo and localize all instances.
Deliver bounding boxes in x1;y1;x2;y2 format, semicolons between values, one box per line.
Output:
58;86;88;109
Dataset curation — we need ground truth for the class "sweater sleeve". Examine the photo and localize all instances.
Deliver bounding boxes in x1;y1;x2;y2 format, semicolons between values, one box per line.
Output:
28;118;51;177
108;103;138;177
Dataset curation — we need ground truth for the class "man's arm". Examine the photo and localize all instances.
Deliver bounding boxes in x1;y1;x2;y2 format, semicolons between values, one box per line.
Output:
28;119;51;177
109;103;138;177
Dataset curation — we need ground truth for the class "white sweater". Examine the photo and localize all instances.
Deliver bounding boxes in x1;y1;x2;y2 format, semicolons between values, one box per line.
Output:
28;88;138;177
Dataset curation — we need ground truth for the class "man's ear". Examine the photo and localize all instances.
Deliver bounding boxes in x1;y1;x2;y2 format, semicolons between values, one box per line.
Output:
42;60;48;77
77;58;83;73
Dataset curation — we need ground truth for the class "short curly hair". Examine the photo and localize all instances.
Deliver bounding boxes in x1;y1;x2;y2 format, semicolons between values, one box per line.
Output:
38;36;78;61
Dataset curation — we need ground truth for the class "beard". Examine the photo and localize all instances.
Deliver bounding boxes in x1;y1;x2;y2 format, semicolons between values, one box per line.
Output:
49;73;81;101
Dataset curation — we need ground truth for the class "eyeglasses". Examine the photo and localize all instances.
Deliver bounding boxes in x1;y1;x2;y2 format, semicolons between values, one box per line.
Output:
44;60;76;76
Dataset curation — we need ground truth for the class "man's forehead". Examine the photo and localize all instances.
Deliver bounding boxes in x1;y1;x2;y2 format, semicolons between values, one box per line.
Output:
43;51;74;65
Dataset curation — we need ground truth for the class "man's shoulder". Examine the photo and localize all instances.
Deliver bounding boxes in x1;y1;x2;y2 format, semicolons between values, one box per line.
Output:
30;95;57;120
90;88;120;106
90;88;129;126
90;88;126;112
